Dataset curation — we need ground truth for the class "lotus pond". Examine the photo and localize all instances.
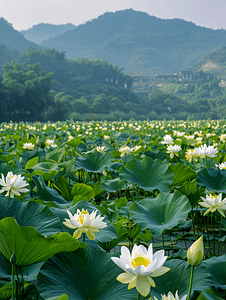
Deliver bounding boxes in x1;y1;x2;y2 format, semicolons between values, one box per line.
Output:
1;119;226;299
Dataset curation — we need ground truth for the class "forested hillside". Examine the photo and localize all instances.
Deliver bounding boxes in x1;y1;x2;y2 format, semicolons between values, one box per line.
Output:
189;46;226;80
21;23;76;44
42;9;226;77
0;18;38;51
0;44;21;74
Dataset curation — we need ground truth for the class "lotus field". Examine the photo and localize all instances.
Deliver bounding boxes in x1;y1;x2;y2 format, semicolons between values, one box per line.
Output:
1;119;226;300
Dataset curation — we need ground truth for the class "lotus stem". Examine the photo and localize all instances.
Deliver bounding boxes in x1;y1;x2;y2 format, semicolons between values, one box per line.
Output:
83;233;85;243
213;212;216;256
191;208;196;238
162;231;165;250
207;215;211;255
218;214;223;256
11;264;15;300
187;265;195;300
205;156;207;168
137;291;141;300
15;267;20;300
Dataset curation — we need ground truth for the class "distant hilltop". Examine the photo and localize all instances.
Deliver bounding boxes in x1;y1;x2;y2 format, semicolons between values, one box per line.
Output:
21;23;76;44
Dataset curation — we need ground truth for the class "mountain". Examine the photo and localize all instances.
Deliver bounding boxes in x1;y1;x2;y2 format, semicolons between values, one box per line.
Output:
0;18;38;52
41;9;226;77
21;23;76;44
188;46;226;80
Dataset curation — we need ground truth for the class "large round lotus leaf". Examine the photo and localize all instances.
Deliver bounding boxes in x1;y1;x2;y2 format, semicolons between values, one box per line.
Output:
37;249;136;300
101;178;126;192
197;168;226;193
119;156;174;192
151;259;212;299
144;150;167;161
129;191;191;235
50;201;117;243
71;183;95;199
0;195;63;236
202;255;226;289
74;150;113;173
31;162;63;181
0;217;80;267
171;163;197;187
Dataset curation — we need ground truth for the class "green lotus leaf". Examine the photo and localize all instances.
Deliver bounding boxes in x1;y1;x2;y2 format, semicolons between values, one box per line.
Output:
171;163;197;187
176;180;203;208
119;156;174;192
144;150;167;161
0;250;44;281
0;217;80;267
71;183;95;199
0;281;12;300
31;162;63;181
101;178;126;193
0;195;62;236
151;259;212;299
197;289;223;300
37;249;136;300
202;255;226;289
129;191;191;235
33;175;68;204
50;201;117;243
197;168;226;193
25;157;39;170
46;295;69;300
74;150;113;173
66;136;86;148
46;147;66;163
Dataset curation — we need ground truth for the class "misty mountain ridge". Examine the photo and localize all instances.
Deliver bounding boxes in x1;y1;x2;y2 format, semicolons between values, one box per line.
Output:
21;23;76;44
0;18;39;51
41;9;226;77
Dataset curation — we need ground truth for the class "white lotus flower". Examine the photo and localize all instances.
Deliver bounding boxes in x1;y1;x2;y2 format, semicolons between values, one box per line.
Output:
161;135;173;145
119;145;133;157
45;139;57;148
63;209;107;240
215;162;226;170
0;171;29;198
96;146;105;153
22;142;35;150
195;144;218;158
185;149;198;162
111;244;170;297
199;193;226;217
166;145;181;158
154;290;187;300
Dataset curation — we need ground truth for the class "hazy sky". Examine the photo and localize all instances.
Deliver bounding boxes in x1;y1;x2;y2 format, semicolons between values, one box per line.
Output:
1;0;226;31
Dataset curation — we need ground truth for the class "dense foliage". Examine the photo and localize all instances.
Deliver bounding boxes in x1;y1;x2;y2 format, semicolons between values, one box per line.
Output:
2;47;226;122
156;72;226;120
0;61;54;122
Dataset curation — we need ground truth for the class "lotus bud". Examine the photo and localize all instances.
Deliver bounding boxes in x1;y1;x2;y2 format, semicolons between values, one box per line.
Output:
187;236;204;266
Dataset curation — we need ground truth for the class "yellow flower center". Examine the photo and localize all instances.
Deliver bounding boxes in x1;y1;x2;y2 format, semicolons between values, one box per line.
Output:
78;210;89;225
11;175;14;179
223;167;226;169
131;256;150;268
211;195;218;199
